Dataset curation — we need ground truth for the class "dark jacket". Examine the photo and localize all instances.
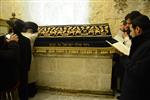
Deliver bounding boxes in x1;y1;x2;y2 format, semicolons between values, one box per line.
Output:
120;30;150;100
0;37;20;91
18;34;31;71
129;30;150;57
7;18;31;71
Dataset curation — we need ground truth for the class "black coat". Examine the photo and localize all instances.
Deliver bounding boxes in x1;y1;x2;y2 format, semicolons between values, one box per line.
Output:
18;34;31;71
120;30;150;100
14;32;31;100
0;37;20;91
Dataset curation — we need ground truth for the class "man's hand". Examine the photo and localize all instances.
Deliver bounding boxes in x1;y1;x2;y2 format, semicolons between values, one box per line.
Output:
6;34;19;42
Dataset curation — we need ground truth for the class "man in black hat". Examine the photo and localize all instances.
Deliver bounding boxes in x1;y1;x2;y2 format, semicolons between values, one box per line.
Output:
7;18;31;100
0;34;20;100
22;21;38;49
24;22;38;33
22;21;38;97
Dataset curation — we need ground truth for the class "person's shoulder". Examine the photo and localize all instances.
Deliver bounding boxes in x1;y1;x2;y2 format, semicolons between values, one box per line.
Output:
20;35;31;44
22;35;30;41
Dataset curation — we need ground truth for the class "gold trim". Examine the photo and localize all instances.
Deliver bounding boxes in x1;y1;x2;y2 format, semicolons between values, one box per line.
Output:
33;46;116;56
38;23;111;37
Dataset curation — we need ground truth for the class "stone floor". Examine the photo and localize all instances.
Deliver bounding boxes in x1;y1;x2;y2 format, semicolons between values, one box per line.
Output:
29;90;117;100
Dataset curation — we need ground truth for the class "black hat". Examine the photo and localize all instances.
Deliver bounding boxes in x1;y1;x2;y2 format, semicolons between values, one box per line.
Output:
7;18;25;33
25;22;38;33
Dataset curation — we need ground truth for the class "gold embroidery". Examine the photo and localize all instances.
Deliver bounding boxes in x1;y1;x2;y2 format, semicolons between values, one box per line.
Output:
38;24;111;37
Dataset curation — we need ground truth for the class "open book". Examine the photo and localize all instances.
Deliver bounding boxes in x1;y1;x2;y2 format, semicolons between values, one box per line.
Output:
106;38;130;56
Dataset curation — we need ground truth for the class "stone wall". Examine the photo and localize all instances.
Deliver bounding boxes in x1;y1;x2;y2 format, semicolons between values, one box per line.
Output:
33;53;112;92
28;47;115;93
89;0;150;36
1;0;150;35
